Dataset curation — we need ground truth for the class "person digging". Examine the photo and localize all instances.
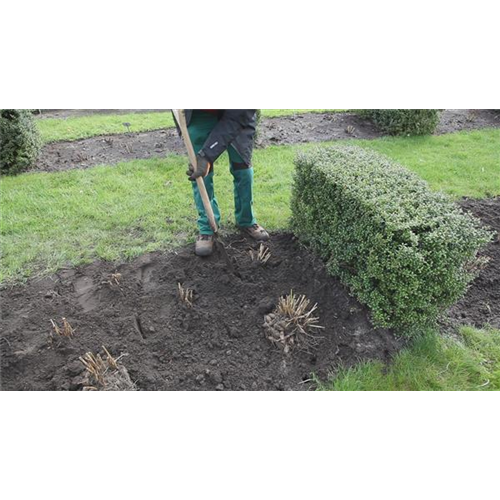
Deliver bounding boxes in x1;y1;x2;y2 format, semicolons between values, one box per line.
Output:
180;109;269;256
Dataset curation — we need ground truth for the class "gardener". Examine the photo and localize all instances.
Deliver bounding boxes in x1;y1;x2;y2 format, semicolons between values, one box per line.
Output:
180;109;269;256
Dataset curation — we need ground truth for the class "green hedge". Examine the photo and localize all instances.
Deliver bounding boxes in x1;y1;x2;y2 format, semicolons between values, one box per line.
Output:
291;145;491;332
362;109;440;136
0;109;41;175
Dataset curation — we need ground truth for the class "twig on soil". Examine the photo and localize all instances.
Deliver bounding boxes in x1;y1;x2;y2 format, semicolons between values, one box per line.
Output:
298;378;315;385
225;238;247;250
101;272;125;295
345;125;356;135
0;337;12;348
102;345;119;370
80;351;107;387
249;244;271;265
134;314;145;339
50;317;75;339
178;283;194;307
108;272;122;287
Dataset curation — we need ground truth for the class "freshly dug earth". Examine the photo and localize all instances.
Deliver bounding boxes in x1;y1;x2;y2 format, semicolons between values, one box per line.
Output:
36;128;184;172
1;199;498;391
0;234;402;391
34;110;500;173
448;197;500;329
437;109;500;135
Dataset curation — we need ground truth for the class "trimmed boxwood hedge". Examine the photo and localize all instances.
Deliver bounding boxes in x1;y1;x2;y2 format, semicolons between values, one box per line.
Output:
362;109;440;136
0;109;41;175
291;145;492;332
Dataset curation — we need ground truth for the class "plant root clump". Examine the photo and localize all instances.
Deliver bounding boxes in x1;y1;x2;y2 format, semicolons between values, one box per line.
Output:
178;283;194;307
263;290;324;354
249;244;271;265
79;346;136;391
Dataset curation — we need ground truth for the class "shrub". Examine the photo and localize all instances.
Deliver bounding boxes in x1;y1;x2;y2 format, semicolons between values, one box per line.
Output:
362;109;440;136
0;109;41;175
292;145;492;332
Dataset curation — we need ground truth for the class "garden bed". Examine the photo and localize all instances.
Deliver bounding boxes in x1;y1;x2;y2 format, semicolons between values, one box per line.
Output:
1;199;498;391
448;197;500;329
33;110;500;173
0;234;402;391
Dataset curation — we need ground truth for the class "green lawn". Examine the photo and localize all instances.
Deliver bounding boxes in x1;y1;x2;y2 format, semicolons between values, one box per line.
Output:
1;128;499;283
37;109;341;144
318;326;500;391
356;129;500;199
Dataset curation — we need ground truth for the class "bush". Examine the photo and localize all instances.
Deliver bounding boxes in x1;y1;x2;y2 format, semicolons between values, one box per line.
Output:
0;109;41;175
292;145;492;332
362;109;440;136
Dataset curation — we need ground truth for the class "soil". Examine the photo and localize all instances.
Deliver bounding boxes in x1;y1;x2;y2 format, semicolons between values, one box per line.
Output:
33;110;500;173
1;199;499;391
0;234;402;391
448;197;500;329
36;128;185;172
437;109;500;135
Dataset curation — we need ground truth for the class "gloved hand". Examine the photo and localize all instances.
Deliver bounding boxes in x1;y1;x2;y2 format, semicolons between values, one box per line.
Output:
186;154;211;181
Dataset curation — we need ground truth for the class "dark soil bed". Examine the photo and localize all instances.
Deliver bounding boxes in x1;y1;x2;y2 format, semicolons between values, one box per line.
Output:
34;110;500;173
448;197;500;329
0;234;402;391
1;199;498;391
37;128;184;172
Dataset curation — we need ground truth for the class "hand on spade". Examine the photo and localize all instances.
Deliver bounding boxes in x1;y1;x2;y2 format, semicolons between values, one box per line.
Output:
187;154;211;181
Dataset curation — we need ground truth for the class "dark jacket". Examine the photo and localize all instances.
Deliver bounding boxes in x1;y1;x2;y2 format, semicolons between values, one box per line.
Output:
181;109;257;165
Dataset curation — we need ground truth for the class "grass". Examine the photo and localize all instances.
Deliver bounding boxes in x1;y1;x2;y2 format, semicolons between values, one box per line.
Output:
38;112;175;144
356;129;500;199
37;109;342;144
317;326;500;391
1;128;499;283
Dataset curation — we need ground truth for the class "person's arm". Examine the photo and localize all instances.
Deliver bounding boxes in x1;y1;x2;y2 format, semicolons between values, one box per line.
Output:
200;109;257;163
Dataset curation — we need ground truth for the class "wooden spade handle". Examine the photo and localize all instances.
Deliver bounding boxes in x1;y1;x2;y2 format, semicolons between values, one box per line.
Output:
173;109;218;234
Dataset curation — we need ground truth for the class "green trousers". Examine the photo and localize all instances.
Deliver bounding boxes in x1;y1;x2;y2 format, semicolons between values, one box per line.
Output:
188;111;257;235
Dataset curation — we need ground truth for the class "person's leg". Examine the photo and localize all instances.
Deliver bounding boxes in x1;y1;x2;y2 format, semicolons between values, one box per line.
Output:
187;112;221;235
228;145;256;228
228;146;269;241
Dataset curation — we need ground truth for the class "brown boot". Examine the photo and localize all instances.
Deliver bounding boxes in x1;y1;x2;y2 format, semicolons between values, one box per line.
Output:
195;234;214;257
240;224;270;242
